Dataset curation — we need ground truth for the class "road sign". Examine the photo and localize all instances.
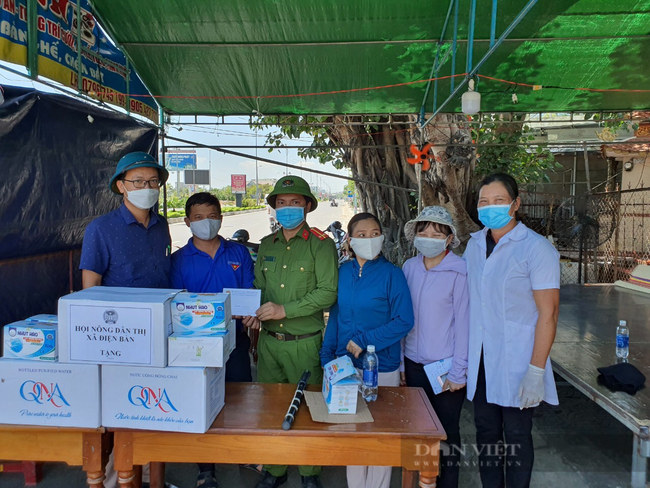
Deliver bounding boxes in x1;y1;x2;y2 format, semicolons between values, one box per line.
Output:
185;170;210;185
231;174;246;194
166;152;197;171
348;191;353;198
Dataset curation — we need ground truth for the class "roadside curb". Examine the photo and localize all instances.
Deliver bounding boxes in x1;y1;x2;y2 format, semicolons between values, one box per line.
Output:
167;208;266;224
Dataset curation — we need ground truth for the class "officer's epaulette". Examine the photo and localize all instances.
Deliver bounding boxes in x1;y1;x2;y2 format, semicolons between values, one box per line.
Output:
309;227;329;241
261;232;276;242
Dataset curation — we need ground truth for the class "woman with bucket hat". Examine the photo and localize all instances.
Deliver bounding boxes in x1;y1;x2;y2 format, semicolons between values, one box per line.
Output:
402;206;470;488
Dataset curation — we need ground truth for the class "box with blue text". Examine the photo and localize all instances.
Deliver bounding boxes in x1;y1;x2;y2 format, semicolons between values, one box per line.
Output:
27;314;59;324
58;286;181;367
171;293;232;333
2;321;57;362
101;365;225;433
0;359;101;428
322;356;360;414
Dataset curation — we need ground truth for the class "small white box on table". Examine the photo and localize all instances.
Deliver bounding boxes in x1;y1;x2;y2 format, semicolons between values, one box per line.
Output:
102;365;225;433
57;286;181;367
0;359;101;428
168;319;236;367
322;356;360;414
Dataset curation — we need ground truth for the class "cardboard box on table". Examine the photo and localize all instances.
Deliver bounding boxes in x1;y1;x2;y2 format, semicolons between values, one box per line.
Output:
2;321;58;361
322;356;360;414
0;359;101;428
168;319;236;367
171;292;232;333
102;365;225;433
57;286;181;367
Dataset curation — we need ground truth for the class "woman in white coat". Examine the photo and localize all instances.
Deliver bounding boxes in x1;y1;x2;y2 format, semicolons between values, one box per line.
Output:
464;173;560;488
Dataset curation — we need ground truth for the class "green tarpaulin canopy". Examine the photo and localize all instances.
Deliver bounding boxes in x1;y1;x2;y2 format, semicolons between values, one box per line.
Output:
91;0;650;115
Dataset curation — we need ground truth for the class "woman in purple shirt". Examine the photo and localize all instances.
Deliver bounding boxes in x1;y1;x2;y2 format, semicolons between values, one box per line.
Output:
402;206;470;488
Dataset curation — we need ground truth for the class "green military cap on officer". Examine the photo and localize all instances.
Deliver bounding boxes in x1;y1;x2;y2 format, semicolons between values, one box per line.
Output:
266;175;318;211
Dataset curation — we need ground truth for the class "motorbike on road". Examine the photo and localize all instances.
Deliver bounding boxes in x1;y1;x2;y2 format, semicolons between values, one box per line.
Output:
325;221;350;265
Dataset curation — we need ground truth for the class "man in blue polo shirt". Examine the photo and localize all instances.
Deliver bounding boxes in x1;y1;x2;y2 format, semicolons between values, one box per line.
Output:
80;151;171;289
79;151;170;488
170;192;255;488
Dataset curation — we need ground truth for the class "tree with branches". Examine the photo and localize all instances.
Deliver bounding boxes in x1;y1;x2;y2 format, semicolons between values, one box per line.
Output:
256;114;556;263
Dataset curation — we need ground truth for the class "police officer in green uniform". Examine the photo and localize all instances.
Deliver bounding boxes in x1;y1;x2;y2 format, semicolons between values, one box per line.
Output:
243;176;338;488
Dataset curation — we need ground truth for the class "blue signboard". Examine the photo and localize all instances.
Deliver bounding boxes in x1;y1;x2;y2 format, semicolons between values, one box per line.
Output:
166;153;197;171
0;0;158;122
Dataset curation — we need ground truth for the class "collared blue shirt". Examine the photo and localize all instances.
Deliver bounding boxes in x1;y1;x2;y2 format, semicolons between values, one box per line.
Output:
170;236;254;293
80;204;171;288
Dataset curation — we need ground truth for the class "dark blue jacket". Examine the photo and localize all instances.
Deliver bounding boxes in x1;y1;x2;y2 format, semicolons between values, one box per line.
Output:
320;256;414;372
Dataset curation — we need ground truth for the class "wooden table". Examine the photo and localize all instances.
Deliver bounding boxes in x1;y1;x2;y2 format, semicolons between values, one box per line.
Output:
114;383;446;488
0;425;111;487
553;284;650;488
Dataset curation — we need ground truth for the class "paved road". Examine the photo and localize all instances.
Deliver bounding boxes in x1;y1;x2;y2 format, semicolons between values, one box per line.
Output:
170;200;351;251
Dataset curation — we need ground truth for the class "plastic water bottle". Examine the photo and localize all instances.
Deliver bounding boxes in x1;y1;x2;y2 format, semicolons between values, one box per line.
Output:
616;320;629;359
362;345;379;402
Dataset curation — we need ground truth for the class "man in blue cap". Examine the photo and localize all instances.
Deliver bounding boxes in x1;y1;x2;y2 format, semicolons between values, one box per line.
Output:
80;151;171;289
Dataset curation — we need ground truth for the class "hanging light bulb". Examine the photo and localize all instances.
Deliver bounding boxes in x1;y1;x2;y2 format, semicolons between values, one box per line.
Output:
462;79;481;115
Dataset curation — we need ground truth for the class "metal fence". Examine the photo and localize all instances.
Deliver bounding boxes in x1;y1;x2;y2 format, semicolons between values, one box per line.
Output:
519;188;650;284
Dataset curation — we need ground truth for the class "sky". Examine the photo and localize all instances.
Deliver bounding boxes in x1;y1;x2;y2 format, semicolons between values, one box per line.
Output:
0;62;351;193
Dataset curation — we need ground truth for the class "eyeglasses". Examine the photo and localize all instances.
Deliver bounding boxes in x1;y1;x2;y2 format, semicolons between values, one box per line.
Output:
121;178;163;189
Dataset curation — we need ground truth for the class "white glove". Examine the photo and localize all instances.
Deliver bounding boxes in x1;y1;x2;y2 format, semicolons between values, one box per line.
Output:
518;364;545;409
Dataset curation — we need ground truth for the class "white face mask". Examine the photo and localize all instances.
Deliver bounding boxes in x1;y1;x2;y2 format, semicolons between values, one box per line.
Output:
190;218;222;241
124;188;159;210
414;236;448;258
350;235;385;260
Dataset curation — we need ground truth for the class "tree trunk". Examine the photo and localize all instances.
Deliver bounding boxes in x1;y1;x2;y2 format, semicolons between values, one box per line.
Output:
327;114;479;264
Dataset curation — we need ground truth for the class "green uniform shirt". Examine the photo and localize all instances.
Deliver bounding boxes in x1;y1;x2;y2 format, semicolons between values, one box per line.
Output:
254;223;338;335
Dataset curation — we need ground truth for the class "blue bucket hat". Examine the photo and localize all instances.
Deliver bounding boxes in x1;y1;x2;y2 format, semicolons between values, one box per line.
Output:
109;152;169;194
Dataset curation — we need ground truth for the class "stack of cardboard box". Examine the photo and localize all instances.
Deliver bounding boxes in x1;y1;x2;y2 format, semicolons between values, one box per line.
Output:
0;287;235;434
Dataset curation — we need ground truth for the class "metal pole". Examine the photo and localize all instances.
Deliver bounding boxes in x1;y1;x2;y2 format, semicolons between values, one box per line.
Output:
76;0;82;91
451;0;459;92
160;111;167;218
417;165;423;213
572;152;577;197
490;0;498;47
583;143;592;192
126;58;131;115
26;0;38;78
466;0;477;72
422;0;540;128
420;0;455;116
255;127;260;205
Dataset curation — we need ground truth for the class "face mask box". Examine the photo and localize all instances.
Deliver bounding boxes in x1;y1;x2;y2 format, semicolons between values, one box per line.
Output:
171;293;232;333
2;321;57;362
27;314;59;324
322;356;360;414
0;359;101;428
102;364;225;433
168;319;236;367
58;286;181;367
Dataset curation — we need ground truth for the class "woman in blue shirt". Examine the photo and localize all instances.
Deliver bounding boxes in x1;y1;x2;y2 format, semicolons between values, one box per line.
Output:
320;212;414;488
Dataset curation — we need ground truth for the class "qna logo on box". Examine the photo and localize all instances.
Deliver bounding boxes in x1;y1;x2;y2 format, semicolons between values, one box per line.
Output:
20;381;71;408
128;385;179;413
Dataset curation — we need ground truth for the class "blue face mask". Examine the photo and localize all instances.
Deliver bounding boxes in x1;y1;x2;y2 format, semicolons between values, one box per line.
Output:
478;202;514;230
276;206;305;230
